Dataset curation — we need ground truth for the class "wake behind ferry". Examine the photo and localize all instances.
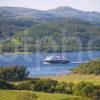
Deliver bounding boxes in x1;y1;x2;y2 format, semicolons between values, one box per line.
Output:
44;55;70;64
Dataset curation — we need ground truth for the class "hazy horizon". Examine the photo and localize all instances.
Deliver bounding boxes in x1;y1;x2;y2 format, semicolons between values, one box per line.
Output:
0;0;100;12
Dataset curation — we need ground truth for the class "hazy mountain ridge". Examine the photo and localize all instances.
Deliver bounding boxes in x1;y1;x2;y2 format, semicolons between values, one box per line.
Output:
47;6;100;21
0;6;100;21
0;7;53;18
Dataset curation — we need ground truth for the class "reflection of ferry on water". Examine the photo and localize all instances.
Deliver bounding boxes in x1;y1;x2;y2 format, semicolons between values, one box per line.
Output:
44;55;70;64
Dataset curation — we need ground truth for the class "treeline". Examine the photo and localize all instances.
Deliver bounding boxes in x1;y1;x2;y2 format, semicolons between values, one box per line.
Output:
0;66;29;81
73;59;100;75
0;18;100;52
15;18;100;52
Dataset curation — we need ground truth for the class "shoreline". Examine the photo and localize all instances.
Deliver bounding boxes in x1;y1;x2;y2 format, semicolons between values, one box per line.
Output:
2;52;33;54
1;50;100;54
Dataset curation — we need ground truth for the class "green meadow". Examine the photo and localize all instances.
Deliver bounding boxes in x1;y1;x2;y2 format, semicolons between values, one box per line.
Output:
0;90;90;100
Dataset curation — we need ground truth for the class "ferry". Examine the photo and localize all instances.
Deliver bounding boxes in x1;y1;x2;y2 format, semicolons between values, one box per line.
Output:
44;55;69;64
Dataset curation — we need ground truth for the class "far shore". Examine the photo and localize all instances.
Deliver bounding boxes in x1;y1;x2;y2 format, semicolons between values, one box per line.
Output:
2;52;33;54
1;50;100;55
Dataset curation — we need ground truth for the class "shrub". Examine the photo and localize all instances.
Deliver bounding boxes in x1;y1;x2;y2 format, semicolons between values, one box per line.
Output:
94;69;100;75
16;79;73;94
31;79;57;93
92;90;100;100
0;79;15;89
55;82;73;94
16;79;58;93
0;66;29;81
16;91;38;100
16;81;32;90
73;82;94;97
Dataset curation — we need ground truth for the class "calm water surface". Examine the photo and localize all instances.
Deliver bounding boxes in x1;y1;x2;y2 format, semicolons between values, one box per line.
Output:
0;51;100;77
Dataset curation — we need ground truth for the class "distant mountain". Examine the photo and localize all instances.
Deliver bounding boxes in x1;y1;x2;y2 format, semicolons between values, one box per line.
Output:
47;6;100;21
0;7;53;18
0;6;100;21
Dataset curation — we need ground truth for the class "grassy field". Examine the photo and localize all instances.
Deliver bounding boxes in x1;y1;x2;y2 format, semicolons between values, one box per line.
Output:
0;90;90;100
12;74;100;86
6;74;99;100
42;74;100;85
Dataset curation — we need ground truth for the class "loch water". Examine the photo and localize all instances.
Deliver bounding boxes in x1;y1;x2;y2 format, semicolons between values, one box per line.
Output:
0;51;100;77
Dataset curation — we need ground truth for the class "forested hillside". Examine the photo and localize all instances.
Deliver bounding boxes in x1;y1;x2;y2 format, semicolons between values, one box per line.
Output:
14;18;100;52
0;17;35;38
0;7;100;52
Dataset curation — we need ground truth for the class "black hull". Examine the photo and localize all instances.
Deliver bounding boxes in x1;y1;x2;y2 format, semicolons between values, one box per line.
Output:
45;60;70;64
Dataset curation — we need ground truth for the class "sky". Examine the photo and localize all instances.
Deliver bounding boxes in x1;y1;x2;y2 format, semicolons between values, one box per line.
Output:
0;0;100;12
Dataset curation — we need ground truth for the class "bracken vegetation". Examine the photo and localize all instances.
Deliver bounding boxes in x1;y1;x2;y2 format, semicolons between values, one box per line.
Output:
73;59;100;75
